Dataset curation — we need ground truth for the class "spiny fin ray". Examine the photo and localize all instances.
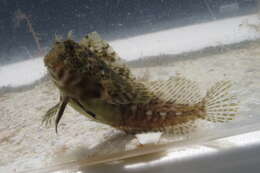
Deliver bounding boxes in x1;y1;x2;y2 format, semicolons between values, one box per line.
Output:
146;77;202;104
79;32;120;63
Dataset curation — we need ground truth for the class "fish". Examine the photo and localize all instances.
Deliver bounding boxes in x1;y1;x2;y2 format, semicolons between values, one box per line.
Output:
43;32;239;136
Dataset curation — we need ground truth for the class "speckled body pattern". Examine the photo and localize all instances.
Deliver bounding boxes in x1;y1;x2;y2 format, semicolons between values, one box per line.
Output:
43;32;239;135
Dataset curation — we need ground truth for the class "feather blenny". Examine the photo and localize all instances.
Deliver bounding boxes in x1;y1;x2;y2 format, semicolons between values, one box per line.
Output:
43;32;239;136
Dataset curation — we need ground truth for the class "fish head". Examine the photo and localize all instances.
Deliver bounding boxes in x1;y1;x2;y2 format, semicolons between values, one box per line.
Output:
44;38;104;100
44;39;84;81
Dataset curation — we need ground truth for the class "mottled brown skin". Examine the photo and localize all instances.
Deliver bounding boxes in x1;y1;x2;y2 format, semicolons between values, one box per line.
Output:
44;38;207;134
118;100;205;134
44;40;104;100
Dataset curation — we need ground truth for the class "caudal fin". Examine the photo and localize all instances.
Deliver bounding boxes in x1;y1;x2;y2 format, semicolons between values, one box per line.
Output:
203;81;239;123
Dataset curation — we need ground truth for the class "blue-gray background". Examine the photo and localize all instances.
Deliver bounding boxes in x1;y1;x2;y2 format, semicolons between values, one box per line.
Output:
0;0;256;64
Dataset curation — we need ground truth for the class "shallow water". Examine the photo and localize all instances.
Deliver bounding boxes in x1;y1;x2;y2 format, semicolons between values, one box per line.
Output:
0;39;260;173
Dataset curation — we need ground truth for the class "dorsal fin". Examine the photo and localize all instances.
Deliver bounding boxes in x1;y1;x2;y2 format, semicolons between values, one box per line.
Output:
146;77;202;104
79;32;120;63
67;30;73;40
54;33;63;42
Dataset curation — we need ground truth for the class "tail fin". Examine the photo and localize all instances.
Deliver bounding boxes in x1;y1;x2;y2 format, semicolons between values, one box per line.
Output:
203;81;239;123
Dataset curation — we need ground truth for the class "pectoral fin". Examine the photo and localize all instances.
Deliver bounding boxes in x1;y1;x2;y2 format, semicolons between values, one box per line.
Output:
42;103;60;127
55;97;69;133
